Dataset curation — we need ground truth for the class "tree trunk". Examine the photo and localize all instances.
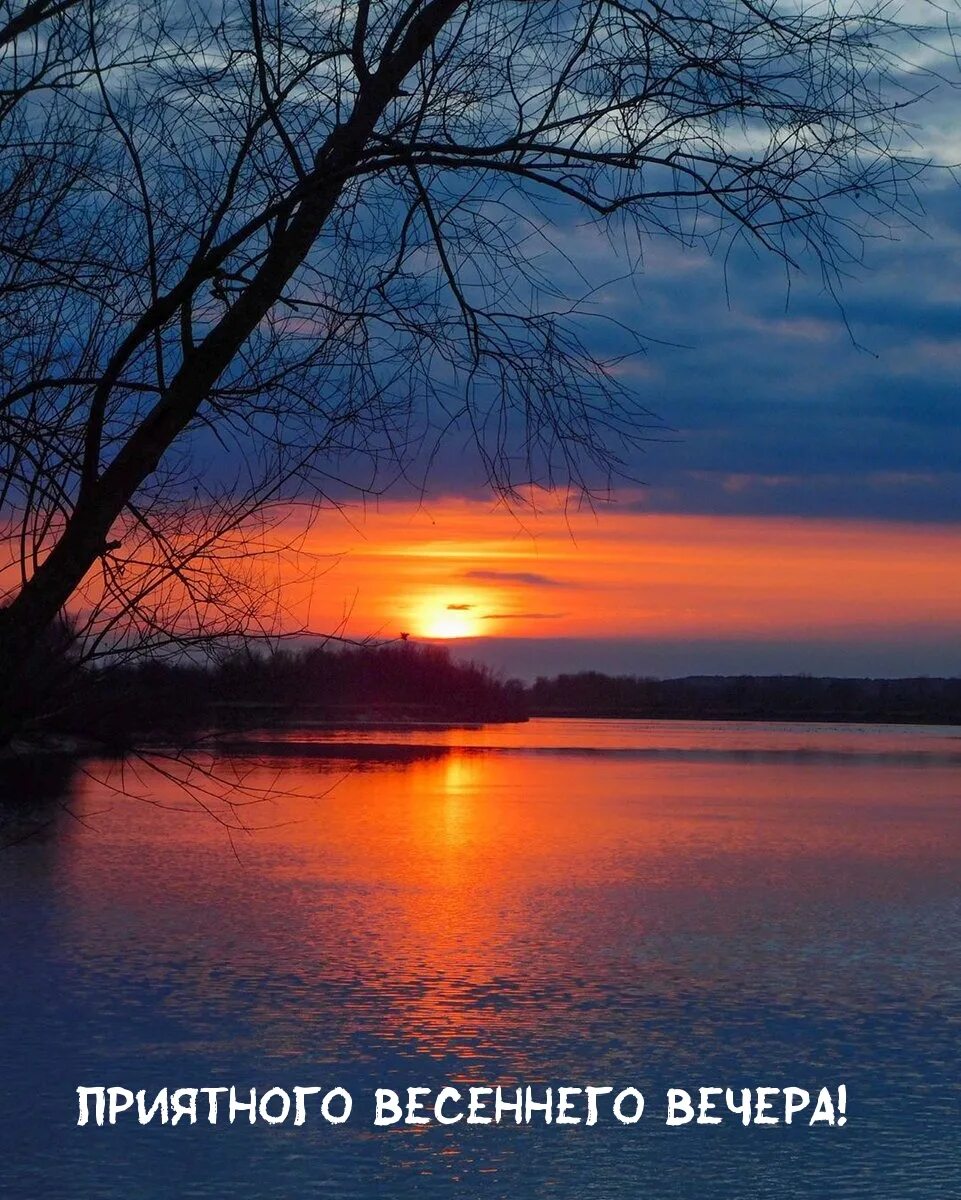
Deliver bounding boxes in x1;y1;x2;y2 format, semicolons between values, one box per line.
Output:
0;0;464;743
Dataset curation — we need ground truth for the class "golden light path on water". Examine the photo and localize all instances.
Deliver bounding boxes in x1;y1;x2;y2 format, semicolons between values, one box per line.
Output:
41;720;961;1066
2;719;960;1196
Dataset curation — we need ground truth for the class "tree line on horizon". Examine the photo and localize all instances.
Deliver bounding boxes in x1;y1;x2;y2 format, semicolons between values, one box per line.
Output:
528;671;961;726
20;642;961;748
40;641;527;745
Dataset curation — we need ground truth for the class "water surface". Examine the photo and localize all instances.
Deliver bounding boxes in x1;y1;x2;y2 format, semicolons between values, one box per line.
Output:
1;720;959;1197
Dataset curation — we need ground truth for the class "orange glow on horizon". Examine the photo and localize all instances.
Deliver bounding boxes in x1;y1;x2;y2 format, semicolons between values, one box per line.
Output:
18;489;955;651
268;494;961;648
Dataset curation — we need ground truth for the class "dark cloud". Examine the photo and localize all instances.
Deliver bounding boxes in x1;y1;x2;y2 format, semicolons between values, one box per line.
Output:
446;603;473;610
399;180;961;523
481;612;565;621
464;569;569;588
621;469;961;523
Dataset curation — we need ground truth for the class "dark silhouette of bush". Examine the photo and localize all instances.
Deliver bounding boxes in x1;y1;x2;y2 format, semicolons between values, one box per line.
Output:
55;641;528;746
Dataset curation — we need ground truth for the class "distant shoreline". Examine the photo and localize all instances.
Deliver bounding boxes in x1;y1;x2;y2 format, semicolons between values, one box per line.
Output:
526;674;961;728
529;710;961;727
7;641;961;759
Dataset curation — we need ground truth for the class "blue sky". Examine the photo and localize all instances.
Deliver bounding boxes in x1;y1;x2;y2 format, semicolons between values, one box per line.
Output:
418;173;961;527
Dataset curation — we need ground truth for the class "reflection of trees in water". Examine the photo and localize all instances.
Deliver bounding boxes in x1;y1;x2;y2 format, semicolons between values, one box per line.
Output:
0;755;80;848
214;739;452;766
1;742;459;856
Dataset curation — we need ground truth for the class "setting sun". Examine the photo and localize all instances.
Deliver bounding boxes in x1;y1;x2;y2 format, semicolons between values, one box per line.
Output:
414;598;481;639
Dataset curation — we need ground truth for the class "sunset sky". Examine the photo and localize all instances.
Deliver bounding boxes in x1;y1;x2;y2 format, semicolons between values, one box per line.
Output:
281;491;960;678
274;168;960;679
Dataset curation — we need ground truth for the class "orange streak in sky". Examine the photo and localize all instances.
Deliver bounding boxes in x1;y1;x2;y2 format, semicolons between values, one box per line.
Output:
273;496;961;644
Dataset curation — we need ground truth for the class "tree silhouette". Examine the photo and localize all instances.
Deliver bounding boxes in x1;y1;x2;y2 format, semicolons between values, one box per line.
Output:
0;0;939;739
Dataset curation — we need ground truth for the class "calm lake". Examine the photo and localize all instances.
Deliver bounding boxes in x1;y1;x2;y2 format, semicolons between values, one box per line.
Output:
1;718;959;1198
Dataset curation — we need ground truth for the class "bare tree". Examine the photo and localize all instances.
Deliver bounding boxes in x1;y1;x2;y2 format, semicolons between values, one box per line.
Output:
0;0;942;738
